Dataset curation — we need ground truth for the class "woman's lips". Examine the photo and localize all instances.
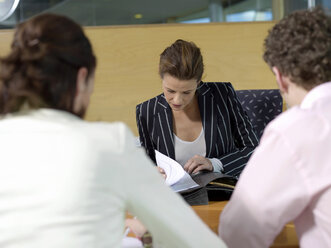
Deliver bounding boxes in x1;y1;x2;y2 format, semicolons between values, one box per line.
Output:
172;104;182;108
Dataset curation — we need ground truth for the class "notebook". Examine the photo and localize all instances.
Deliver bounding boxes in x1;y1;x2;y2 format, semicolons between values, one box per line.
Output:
155;150;237;205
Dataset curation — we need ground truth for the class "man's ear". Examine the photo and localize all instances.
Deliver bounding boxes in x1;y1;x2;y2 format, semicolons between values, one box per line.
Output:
272;66;289;94
76;67;88;95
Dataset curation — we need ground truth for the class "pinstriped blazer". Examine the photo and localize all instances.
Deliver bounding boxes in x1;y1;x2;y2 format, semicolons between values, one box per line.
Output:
136;82;259;177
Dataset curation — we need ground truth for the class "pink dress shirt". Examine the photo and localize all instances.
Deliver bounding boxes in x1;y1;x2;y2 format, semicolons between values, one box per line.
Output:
219;82;331;248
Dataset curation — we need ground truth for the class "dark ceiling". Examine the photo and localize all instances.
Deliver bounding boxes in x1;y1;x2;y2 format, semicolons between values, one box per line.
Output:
1;0;246;27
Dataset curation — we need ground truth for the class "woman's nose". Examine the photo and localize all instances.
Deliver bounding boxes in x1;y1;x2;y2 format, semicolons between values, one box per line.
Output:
173;94;183;104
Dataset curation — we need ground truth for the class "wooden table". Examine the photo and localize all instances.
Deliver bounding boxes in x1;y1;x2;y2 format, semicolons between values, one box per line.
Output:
192;201;299;248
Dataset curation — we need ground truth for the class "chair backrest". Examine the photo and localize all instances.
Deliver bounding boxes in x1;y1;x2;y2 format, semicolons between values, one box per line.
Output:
236;89;283;140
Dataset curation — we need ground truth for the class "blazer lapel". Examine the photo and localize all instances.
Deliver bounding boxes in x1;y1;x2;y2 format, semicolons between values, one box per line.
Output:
197;83;218;158
152;95;175;159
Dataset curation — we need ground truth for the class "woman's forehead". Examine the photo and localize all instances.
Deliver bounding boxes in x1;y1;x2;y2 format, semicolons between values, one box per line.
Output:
162;74;197;91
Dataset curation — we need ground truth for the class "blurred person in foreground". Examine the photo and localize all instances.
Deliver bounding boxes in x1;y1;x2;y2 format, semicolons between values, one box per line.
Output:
219;7;331;248
0;13;226;248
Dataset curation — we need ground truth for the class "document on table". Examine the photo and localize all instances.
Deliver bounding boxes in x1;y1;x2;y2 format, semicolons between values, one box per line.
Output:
155;150;200;192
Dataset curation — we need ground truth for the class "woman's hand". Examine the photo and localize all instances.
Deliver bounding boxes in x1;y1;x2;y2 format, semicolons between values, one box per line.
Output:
157;166;167;179
184;155;213;174
125;218;147;238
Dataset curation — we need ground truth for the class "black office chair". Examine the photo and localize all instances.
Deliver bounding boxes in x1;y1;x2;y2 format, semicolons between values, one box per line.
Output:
236;89;283;140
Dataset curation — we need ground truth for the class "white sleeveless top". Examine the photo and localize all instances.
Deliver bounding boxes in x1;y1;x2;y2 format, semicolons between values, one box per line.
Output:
174;128;206;167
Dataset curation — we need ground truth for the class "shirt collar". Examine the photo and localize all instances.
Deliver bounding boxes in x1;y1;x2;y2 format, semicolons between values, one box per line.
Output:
301;82;331;109
5;108;81;123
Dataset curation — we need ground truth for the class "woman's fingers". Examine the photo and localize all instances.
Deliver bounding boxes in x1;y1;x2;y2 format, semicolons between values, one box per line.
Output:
184;155;213;174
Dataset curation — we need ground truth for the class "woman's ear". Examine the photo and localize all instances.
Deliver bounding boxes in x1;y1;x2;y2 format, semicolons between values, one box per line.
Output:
76;67;88;95
73;67;88;115
272;66;289;94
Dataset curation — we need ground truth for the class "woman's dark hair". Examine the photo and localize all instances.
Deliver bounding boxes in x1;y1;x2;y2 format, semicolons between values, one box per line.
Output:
159;39;204;82
263;7;331;90
0;13;96;115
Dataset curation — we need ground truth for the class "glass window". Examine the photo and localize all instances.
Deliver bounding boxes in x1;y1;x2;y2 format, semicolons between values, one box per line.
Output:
0;0;330;29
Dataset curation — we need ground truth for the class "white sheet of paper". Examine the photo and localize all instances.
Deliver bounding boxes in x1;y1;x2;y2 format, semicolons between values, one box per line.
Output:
155;150;200;192
170;173;200;192
155;150;186;185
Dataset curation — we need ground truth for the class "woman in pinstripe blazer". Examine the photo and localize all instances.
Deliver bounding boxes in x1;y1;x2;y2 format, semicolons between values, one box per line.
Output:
136;40;258;177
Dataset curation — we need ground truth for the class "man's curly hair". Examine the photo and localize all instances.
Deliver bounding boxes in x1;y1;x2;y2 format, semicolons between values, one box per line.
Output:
263;7;331;90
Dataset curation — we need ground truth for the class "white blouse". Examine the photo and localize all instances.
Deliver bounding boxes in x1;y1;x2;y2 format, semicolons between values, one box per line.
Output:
0;109;226;248
174;128;206;167
174;128;223;172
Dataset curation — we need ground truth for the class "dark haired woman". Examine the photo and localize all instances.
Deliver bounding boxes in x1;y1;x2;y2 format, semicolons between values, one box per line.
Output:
0;16;226;247
136;39;259;177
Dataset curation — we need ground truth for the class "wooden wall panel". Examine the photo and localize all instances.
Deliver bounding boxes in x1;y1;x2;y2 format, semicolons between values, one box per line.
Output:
0;22;276;134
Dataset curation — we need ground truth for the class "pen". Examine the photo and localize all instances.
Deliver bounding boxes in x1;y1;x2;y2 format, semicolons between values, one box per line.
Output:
124;227;130;237
209;181;235;189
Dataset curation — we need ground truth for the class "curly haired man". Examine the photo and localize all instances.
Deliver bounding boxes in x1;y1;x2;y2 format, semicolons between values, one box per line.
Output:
219;7;331;248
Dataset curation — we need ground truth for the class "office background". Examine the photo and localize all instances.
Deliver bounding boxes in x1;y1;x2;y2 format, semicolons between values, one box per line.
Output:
0;0;330;134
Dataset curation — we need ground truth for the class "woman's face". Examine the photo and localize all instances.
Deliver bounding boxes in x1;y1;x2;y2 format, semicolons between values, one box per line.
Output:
162;73;198;111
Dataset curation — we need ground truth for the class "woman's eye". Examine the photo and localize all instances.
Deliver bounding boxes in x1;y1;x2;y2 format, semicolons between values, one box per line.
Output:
183;92;191;95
